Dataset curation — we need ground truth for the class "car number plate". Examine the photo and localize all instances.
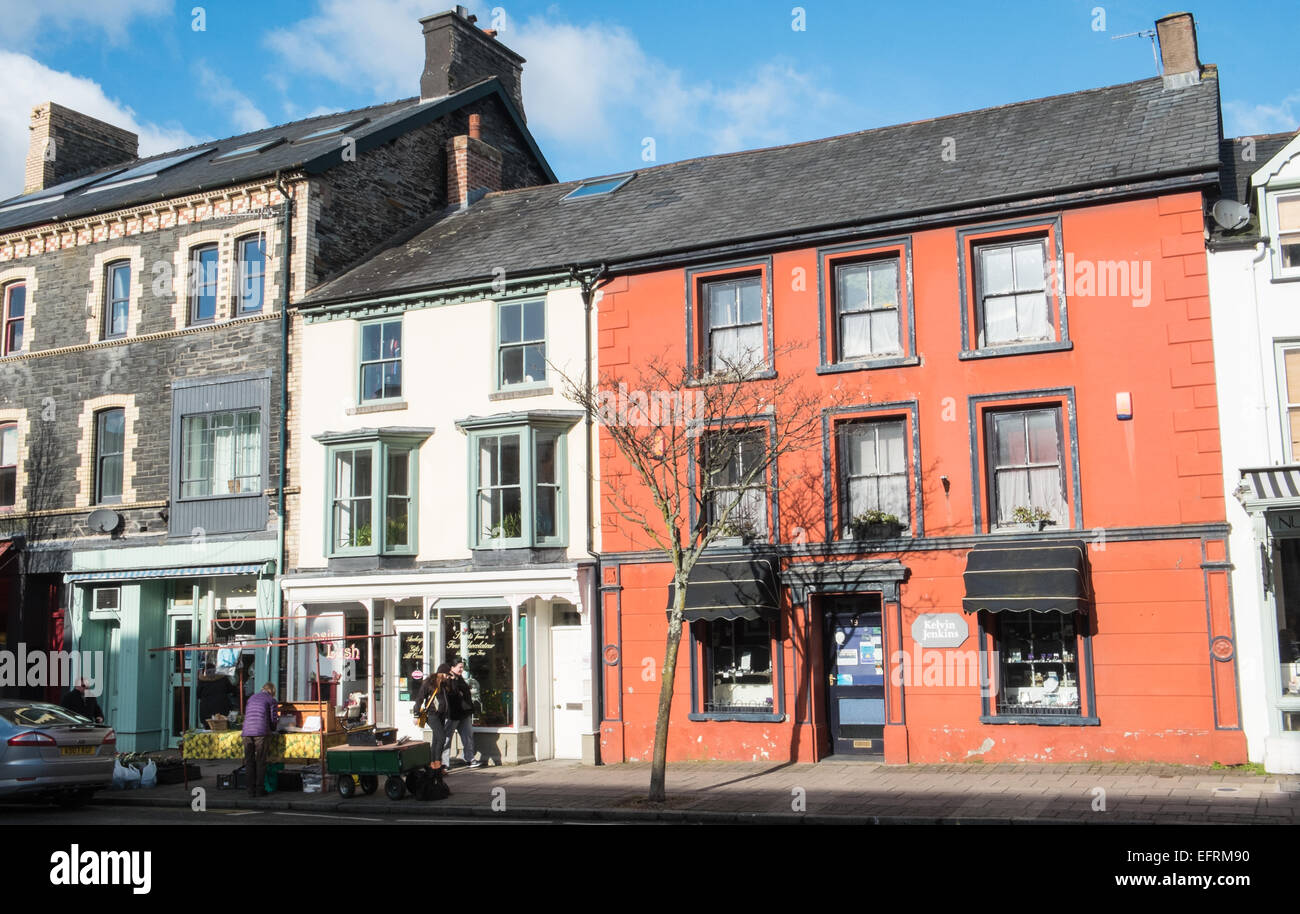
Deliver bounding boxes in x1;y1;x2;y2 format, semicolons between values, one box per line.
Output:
59;746;96;756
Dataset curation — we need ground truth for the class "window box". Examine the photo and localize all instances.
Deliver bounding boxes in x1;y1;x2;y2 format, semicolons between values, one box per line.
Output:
957;217;1069;358
848;515;906;540
456;411;582;551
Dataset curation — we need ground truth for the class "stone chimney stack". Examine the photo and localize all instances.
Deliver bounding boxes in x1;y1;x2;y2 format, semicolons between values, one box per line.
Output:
1156;12;1201;89
446;113;502;210
419;6;526;118
24;102;138;194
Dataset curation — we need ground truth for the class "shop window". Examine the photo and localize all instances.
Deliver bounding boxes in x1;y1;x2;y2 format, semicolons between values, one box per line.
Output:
3;282;25;355
986;611;1084;718
359;318;402;403
458;413;578;550
103;261;130;339
0;422;15;507
189;244;219;325
327;442;416;555
986;407;1067;528
444;611;517;726
497;299;545;388
236;234;266;314
702;428;768;538
698;617;775;714
180;409;261;497
1275;539;1300;701
837;419;909;536
93;408;125;505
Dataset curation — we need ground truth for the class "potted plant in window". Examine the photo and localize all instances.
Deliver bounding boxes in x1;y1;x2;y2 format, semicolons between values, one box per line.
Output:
1008;505;1055;531
849;509;905;540
347;524;372;548
484;512;522;546
710;515;761;548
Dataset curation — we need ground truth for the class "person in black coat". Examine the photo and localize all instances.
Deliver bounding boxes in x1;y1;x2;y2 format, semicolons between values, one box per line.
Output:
198;664;237;724
412;667;451;771
60;678;104;724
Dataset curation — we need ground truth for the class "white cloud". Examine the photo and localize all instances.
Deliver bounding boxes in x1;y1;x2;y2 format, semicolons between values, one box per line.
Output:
0;51;200;197
195;62;271;134
1225;94;1300;137
263;4;849;176
0;0;172;45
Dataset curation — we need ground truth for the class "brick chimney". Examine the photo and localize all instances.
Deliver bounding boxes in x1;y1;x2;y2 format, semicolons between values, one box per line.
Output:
24;102;138;194
1156;12;1201;89
419;6;526;118
446;113;502;210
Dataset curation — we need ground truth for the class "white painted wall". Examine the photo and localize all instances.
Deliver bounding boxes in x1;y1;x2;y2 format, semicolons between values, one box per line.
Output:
1208;136;1300;770
295;287;598;567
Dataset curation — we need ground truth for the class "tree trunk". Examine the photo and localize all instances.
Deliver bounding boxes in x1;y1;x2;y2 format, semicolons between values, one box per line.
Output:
649;587;687;802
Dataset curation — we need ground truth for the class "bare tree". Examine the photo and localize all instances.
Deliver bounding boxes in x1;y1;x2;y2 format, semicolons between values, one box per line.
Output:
563;344;838;802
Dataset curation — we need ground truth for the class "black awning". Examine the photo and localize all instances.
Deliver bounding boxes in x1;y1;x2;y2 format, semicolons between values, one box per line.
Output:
962;540;1088;614
668;558;780;622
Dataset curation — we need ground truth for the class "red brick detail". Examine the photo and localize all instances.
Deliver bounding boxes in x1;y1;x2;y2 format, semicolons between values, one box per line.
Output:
1191;384;1217;408
1166;319;1212;343
1195;430;1222;454
1173;408;1219;432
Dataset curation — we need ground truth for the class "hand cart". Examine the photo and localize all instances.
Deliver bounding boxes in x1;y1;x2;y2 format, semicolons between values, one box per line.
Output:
326;739;432;800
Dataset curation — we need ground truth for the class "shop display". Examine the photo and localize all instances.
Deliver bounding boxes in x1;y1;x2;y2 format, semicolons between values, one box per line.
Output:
997;612;1081;715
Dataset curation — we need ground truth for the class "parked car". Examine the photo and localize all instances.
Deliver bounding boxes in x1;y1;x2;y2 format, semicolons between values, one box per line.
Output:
0;700;115;805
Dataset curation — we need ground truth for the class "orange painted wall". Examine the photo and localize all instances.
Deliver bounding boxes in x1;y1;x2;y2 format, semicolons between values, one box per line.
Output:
596;191;1246;765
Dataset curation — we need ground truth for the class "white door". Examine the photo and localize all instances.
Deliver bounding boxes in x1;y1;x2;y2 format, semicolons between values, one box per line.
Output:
392;624;428;741
550;627;589;759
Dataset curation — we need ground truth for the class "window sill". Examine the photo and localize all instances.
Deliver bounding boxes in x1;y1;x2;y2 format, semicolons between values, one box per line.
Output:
960;340;1072;360
688;712;784;723
1270;273;1300;284
817;355;919;374
177;490;265;503
685;367;777;387
347;399;408;416
489;385;554;402
979;715;1099;726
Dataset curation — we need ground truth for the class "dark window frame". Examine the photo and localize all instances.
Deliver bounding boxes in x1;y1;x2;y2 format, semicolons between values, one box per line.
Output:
984;406;1068;530
688;616;785;722
0;421;16;508
957;216;1071;360
977;609;1099;726
684;258;776;380
104;260;130;340
821;400;923;542
235;234;266;315
3;281;25;356
701;426;771;540
188;243;220;325
836;417;911;537
816;237;917;374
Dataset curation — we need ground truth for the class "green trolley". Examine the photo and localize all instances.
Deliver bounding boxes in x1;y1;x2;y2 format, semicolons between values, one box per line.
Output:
326;739;432;800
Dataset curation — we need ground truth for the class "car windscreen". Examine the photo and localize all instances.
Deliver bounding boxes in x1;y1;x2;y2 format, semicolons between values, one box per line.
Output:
0;705;94;727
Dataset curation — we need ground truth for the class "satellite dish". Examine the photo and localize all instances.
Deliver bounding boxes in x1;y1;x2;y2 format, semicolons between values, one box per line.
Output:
86;509;122;534
1211;199;1250;231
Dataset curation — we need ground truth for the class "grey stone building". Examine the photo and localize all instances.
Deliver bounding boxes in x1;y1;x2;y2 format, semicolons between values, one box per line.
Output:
0;7;552;752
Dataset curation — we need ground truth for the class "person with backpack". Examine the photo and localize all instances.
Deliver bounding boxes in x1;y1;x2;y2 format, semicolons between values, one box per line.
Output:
413;666;451;768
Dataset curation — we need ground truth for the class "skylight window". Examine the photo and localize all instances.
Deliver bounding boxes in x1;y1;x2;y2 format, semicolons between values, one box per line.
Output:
295;119;367;143
0;169;125;212
216;139;284;160
561;174;634;202
83;148;215;194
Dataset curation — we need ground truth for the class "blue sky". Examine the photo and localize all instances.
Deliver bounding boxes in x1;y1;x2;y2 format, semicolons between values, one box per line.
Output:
0;0;1295;193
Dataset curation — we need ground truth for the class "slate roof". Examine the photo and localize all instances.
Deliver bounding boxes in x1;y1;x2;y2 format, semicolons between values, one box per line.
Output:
0;79;552;235
304;72;1224;306
1219;132;1296;203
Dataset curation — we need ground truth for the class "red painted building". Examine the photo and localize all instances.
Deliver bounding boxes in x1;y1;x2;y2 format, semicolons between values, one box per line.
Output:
592;14;1246;765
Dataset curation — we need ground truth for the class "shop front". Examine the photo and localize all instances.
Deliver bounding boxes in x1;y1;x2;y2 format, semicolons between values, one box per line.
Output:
280;566;597;765
1238;468;1300;772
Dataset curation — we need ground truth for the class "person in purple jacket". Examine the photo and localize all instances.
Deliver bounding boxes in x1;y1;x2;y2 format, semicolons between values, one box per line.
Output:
241;683;279;798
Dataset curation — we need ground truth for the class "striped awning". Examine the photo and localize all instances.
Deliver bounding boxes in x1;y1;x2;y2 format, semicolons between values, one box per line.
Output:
962;540;1088;614
1241;466;1300;505
667;558;780;622
65;563;266;584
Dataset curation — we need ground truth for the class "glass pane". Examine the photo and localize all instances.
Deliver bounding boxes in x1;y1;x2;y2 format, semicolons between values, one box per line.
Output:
522;300;544;342
0;468;14;506
983;295;1017;344
836;264;869;312
738;279;762;324
361;364;383;401
6;284;25;318
996;611;1081;715
499;303;521;344
100;410;125;453
707;282;734;328
6;320;22;353
499;434;520;485
444;612;514;727
995;468;1029;523
839;313;870;360
1016;292;1050;339
353;450;372;497
386;497;408;547
523;344;545;383
1285;350;1300;404
111;264;130;302
479;437;498;487
1277;540;1300;699
361;323;381;362
0;425;15;465
736;325;763;365
1278;197;1300;232
1029;466;1065;522
994;413;1026;466
1290;409;1300;458
335;451;354;498
535;486;557;538
501;486;522;535
535;433;557;484
1284;238;1300;270
879;421;905;472
383;320;401;355
383;362;402;399
111;301;128;336
980;246;1014;294
710;327;740;370
870;309;900;353
1012;242;1045;291
387;451;409;497
880;474;908;521
869;260;899;307
844;425;875;475
1026;411;1060;463
501;346;523;385
100;455;123;500
708;618;773;713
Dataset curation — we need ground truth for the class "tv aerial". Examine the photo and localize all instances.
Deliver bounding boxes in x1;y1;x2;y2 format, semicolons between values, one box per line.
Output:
1112;29;1159;76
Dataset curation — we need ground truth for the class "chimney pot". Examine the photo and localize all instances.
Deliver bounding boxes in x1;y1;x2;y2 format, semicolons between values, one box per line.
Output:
468;114;482;140
418;10;527;117
1156;11;1201;89
23;102;138;194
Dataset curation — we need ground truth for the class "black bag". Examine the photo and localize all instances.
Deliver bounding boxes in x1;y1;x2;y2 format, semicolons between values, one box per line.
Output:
412;767;451;801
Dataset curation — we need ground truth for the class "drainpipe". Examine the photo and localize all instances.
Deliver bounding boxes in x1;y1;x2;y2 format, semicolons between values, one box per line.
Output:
274;172;294;681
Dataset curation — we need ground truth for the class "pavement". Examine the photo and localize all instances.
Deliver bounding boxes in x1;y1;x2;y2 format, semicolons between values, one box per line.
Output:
97;755;1300;824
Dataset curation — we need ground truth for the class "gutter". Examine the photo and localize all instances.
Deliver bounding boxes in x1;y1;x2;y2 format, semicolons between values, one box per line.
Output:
274;172;294;652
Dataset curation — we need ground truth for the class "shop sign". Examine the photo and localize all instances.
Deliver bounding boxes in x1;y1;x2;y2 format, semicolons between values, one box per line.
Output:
911;613;969;649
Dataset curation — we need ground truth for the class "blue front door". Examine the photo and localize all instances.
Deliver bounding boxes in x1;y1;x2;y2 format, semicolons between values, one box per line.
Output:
824;596;885;756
